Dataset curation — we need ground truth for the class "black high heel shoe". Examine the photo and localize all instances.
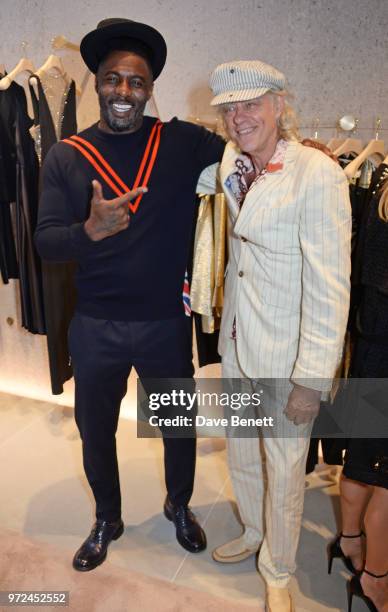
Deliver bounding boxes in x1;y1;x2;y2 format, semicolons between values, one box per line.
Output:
347;569;388;611
327;531;364;575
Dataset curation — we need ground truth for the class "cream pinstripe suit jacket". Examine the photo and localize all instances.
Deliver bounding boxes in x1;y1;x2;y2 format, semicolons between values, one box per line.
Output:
218;140;352;392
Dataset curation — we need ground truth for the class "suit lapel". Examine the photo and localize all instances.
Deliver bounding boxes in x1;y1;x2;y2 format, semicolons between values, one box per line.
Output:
234;141;300;234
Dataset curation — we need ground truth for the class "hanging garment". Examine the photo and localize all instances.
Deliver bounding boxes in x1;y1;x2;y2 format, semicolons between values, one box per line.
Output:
29;74;77;393
0;79;45;332
358;163;388;292
189;192;228;368
0;119;18;284
347;160;380;337
310;163;388;472
191;193;227;333
0;199;18;284
29;75;77;162
0;76;19;284
343;165;388;488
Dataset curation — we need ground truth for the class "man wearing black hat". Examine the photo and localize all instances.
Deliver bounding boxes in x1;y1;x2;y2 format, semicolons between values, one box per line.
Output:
35;18;225;571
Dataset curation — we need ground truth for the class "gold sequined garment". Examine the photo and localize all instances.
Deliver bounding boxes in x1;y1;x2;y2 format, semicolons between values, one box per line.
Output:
191;193;227;333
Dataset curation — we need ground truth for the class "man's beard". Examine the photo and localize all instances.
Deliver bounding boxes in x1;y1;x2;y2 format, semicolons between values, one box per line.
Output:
99;94;147;132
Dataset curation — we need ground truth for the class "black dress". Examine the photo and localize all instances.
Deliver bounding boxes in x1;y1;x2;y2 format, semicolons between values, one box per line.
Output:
0;114;18;284
343;163;388;489
29;75;77;393
0;79;45;333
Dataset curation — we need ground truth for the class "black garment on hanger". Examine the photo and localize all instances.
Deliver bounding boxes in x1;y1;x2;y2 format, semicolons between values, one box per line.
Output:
359;164;388;293
343;164;388;487
305;166;379;474
0;77;19;284
0;200;18;284
308;164;388;474
348;164;381;334
0;79;45;331
0;74;17;202
194;314;221;366
29;75;77;393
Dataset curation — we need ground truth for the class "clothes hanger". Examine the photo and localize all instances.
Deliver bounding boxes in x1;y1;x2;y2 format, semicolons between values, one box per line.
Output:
327;116;351;151
35;54;68;80
0;57;36;90
52;35;81;94
344;140;385;179
29;54;69;89
333;138;363;157
33;56;83;95
344;118;385;178
51;35;80;52
326;137;345;151
52;34;92;101
333;115;363;157
30;40;81;95
0;42;36;90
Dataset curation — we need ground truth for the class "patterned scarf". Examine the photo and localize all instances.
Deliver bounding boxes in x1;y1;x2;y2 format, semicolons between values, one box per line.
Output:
226;138;288;209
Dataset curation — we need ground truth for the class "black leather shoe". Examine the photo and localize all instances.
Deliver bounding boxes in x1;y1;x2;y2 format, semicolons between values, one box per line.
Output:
72;519;124;571
164;496;206;553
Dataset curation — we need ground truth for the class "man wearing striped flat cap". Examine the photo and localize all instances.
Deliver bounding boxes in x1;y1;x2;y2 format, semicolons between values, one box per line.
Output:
209;60;351;611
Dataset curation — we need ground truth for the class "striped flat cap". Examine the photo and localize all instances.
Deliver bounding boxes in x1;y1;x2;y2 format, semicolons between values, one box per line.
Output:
209;60;286;106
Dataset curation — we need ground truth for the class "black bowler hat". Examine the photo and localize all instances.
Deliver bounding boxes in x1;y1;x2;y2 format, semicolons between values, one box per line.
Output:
80;18;167;79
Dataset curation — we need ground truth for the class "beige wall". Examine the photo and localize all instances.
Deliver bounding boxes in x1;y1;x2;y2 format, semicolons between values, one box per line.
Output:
0;0;387;407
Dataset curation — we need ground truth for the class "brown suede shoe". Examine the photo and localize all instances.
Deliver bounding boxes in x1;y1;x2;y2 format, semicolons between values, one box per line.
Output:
265;585;294;612
212;535;258;563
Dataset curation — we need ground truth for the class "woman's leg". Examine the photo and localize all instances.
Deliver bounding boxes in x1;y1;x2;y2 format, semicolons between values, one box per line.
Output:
339;473;370;571
360;486;388;611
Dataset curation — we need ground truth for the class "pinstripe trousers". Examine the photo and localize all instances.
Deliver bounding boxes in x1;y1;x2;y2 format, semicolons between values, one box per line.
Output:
222;336;313;587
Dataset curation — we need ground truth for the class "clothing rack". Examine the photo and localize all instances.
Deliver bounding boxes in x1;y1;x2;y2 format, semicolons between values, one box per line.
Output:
300;126;388;131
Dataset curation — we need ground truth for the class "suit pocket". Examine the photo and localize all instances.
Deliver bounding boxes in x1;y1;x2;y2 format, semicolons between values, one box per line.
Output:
258;250;302;312
260;281;301;311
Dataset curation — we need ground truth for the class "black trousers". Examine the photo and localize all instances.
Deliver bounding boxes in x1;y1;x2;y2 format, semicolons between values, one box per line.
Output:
68;312;196;521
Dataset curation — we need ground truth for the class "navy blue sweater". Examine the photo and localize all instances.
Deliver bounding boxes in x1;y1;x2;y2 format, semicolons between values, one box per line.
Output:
35;116;225;320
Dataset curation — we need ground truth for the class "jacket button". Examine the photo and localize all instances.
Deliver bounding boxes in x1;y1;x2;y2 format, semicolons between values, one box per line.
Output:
241;236;247;242
238;271;244;277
